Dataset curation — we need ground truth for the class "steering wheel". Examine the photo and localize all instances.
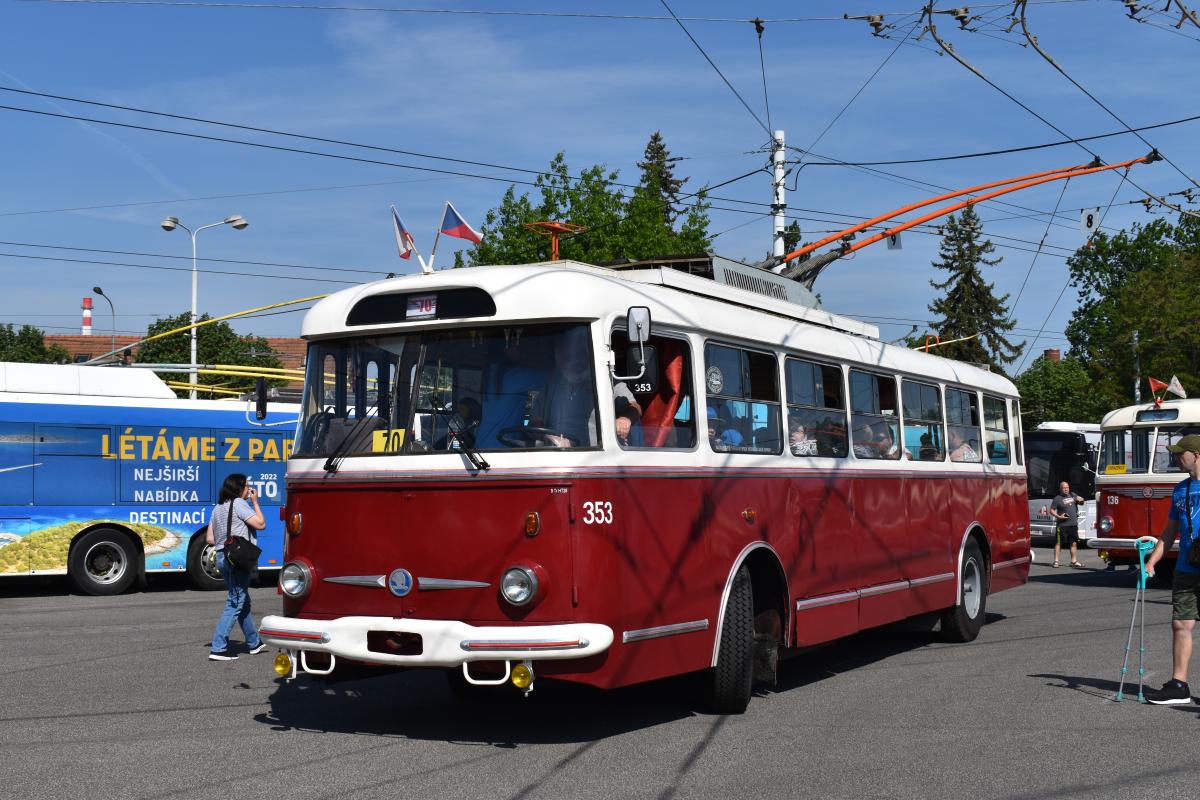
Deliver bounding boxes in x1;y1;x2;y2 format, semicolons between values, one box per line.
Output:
496;426;576;448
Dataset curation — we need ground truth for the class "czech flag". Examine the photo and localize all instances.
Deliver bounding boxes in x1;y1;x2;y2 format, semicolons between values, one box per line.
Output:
391;206;414;260
439;202;483;244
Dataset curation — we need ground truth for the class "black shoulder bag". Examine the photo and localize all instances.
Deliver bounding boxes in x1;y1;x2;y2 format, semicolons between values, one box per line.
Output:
222;499;261;572
1186;480;1200;569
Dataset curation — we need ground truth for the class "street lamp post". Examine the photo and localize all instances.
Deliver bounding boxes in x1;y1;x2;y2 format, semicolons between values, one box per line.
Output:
92;286;116;360
160;215;249;399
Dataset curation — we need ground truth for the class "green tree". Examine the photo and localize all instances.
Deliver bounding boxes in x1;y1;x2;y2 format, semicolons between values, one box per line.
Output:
0;324;70;363
927;207;1024;370
458;133;711;267
1063;214;1200;410
134;313;282;398
1013;354;1097;427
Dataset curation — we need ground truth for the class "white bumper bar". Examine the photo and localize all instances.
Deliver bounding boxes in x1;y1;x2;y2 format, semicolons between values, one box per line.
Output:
259;614;614;667
1089;537;1176;551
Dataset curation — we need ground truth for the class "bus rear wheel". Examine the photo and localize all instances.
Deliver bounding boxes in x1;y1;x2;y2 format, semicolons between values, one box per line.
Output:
941;539;988;642
703;565;754;714
187;536;225;591
69;528;138;596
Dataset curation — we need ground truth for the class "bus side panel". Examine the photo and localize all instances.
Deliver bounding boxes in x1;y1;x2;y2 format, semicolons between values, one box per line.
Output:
988;476;1031;593
855;475;915;630
904;473;956;615
789;473;860;646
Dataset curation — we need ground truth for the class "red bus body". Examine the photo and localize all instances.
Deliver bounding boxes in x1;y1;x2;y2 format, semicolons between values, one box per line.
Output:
261;259;1029;707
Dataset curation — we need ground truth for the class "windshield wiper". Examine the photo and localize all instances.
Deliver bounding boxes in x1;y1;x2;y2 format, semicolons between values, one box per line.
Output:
323;411;378;474
430;398;490;471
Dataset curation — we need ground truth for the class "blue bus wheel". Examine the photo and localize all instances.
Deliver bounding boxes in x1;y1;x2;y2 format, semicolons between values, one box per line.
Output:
69;528;137;596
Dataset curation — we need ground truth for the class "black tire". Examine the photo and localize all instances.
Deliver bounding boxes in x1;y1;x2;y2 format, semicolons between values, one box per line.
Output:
703;565;754;714
187;536;225;591
941;539;988;643
68;528;138;596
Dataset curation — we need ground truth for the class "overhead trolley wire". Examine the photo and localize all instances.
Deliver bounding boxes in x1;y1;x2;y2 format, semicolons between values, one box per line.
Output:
657;0;772;136
0;250;362;285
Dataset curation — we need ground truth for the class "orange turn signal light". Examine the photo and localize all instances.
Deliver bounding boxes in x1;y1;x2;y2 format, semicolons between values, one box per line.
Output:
525;512;541;537
286;512;303;536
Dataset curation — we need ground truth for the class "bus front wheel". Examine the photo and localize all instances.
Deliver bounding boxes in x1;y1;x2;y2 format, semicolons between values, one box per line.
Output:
69;528;138;596
941;539;988;642
187;536;225;591
703;565;754;714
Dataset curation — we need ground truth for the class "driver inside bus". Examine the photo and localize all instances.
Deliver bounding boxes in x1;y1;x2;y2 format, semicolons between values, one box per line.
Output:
536;327;599;448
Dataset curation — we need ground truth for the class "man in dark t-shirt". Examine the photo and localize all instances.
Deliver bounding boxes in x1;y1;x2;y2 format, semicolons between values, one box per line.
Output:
1050;481;1087;568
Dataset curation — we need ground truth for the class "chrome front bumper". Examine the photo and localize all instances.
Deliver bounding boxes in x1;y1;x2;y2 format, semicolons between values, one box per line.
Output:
259;614;614;669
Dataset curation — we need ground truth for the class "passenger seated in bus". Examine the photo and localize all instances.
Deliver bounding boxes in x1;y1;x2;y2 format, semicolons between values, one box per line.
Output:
707;405;744;451
919;432;940;461
612;382;642;447
949;428;981;462
789;415;817;456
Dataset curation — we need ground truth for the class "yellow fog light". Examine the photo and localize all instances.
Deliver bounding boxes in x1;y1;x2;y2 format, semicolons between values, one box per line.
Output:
274;652;292;677
511;663;534;689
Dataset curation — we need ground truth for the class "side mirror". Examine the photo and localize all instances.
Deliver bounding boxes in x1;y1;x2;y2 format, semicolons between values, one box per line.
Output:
255;377;268;421
627;306;651;344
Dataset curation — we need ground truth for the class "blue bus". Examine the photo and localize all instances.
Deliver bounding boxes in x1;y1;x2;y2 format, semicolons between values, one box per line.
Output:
0;362;298;595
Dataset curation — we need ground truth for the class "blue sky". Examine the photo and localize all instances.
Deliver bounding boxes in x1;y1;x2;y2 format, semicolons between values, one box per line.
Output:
2;0;1197;373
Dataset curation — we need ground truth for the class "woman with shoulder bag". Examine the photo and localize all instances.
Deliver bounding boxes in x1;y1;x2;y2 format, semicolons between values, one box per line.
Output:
207;473;267;661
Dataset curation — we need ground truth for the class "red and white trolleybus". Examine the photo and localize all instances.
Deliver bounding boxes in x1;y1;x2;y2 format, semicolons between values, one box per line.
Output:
260;255;1030;712
1090;398;1200;575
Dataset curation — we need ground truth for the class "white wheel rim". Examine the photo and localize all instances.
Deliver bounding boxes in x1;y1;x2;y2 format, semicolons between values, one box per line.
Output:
200;543;221;581
962;558;981;618
83;541;127;585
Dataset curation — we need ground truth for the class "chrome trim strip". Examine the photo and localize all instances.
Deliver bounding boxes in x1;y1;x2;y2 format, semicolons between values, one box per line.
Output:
1106;486;1174;498
459;638;590;652
909;572;955;587
795;590;859;611
992;556;1030;571
417;577;491;591
622;619;709;644
858;580;909;598
322;575;386;588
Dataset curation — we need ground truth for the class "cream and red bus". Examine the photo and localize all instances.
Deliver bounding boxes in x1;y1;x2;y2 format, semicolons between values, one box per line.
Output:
260;255;1029;712
1091;399;1200;575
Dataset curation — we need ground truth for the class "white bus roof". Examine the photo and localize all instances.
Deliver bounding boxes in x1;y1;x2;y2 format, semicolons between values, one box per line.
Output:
1101;398;1200;428
0;362;178;399
301;261;1018;397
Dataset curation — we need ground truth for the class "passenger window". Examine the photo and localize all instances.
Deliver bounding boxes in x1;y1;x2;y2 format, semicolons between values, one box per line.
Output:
983;395;1011;464
902;380;945;461
704;344;781;454
1013;400;1024;465
609;331;696;449
849;370;900;460
784;358;847;457
946;388;982;463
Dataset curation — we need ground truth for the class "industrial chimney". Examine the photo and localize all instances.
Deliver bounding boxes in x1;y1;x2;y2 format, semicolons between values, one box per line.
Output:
82;297;93;336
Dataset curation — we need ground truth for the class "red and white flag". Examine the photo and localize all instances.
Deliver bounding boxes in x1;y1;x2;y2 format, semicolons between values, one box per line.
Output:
1168;375;1188;399
391;206;415;260
1148;376;1169;394
439;202;483;244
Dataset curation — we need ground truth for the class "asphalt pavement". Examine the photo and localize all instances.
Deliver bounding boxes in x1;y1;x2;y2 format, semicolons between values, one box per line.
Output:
2;548;1198;800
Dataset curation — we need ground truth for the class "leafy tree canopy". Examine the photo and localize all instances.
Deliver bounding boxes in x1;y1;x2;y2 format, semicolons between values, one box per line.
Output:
458;132;711;267
0;324;70;364
1063;214;1200;411
927;206;1024;371
1013;354;1098;427
135;313;282;398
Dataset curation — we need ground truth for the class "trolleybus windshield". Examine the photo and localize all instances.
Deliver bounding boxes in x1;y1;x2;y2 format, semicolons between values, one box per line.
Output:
295;323;600;457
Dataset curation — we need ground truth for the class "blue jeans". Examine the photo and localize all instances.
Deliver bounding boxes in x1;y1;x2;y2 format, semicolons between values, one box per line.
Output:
210;552;261;652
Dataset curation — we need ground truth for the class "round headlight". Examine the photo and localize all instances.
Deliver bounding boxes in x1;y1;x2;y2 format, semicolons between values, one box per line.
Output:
500;567;537;606
1099;516;1114;533
279;561;312;598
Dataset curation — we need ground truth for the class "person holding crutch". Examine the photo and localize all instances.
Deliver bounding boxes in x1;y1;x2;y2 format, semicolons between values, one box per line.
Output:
1143;434;1200;705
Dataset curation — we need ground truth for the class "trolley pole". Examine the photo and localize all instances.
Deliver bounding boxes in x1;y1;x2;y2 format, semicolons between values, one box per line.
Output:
771;130;787;266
